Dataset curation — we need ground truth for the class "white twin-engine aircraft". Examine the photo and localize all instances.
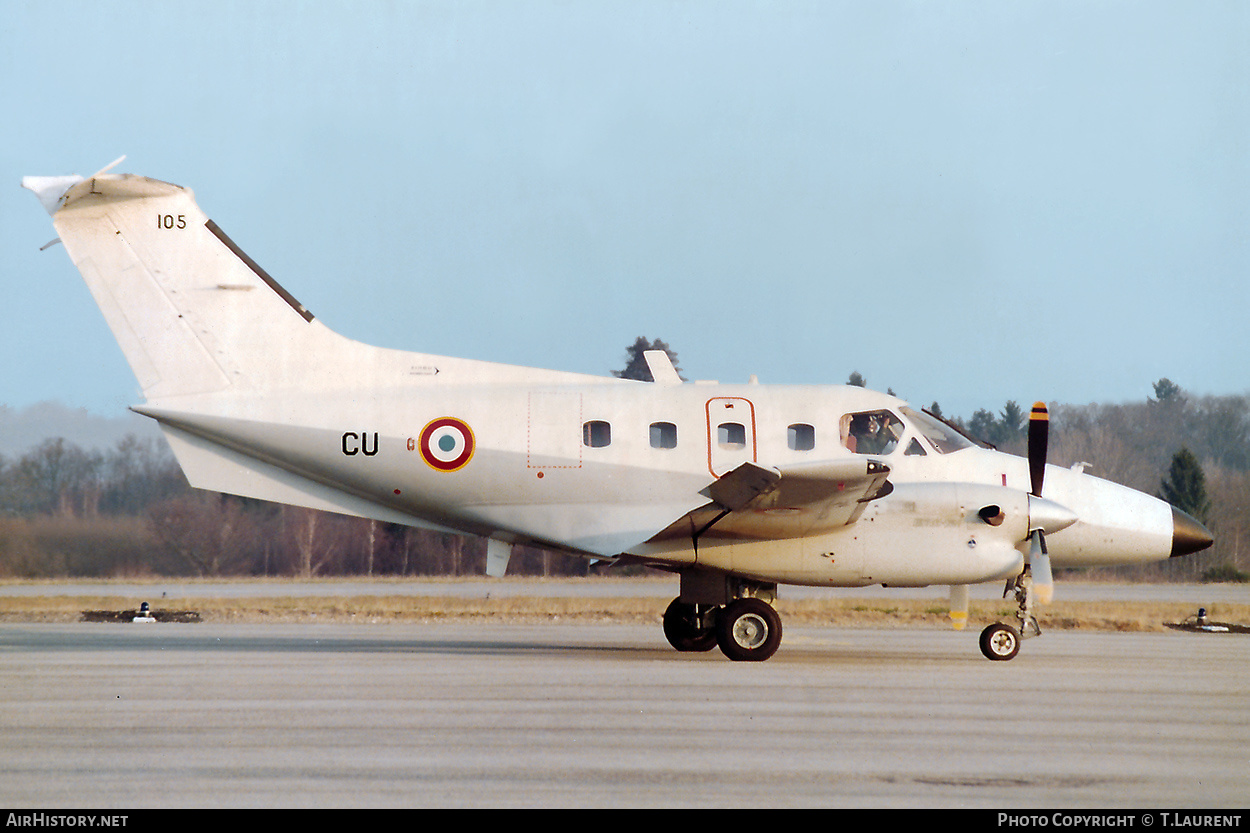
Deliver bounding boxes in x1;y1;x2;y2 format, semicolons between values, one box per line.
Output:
24;162;1213;662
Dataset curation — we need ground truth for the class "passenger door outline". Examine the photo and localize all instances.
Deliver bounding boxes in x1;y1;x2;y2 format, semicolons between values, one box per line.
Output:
706;397;757;477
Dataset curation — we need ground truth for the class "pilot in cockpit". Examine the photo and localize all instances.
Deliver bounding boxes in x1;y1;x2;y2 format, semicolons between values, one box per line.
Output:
845;411;900;455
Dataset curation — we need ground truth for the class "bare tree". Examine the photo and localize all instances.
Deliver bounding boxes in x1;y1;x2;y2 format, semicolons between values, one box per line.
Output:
147;492;261;576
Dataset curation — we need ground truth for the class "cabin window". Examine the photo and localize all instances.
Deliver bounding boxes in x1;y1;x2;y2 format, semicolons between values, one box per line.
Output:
839;410;904;455
718;422;746;449
905;438;927;456
583;420;612;448
788;423;815;451
650;421;677;449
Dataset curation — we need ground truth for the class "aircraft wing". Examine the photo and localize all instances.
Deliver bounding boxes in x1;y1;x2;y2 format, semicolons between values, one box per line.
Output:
650;458;892;543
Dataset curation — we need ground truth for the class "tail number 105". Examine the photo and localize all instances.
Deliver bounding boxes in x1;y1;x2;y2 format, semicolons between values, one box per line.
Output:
157;214;187;229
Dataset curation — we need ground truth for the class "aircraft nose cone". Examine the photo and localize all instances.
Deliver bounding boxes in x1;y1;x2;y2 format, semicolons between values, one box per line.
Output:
1171;507;1214;557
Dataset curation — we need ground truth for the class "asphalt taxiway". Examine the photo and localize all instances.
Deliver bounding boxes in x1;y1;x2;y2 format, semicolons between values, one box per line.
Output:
1;619;1247;808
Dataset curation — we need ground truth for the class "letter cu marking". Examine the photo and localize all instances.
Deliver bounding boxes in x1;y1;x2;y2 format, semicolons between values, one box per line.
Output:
341;431;379;456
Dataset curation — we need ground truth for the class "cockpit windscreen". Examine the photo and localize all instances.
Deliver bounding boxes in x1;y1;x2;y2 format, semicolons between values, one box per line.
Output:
899;407;975;454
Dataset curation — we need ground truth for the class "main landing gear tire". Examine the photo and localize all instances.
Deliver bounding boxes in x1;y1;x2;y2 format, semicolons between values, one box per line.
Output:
662;598;717;652
716;598;782;662
979;622;1021;661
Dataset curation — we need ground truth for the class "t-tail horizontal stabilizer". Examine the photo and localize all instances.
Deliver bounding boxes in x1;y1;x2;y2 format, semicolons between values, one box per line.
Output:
21;156;126;215
23;174;84;215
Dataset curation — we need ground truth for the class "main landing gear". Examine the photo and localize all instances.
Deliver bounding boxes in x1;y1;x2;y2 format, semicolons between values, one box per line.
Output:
978;566;1044;661
663;581;783;662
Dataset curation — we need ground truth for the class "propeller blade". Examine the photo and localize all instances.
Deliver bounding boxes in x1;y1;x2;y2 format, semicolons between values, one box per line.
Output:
1028;401;1049;497
949;584;970;630
1026;402;1057;603
1030;529;1054;605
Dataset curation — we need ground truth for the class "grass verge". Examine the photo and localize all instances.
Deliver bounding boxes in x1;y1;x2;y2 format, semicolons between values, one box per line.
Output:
2;594;1246;631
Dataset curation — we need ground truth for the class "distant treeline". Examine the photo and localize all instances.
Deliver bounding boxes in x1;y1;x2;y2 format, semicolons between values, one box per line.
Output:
1;381;1247;581
0;434;587;579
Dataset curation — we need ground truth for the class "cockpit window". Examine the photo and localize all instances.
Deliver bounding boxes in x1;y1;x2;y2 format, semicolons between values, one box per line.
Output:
840;410;904;455
899;406;974;454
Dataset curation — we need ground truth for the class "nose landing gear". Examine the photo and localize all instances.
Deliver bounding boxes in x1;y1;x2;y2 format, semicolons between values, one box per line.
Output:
979;566;1044;661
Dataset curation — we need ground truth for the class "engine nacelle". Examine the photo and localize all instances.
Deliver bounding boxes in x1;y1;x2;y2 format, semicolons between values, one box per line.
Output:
836;482;1032;587
681;481;1033;587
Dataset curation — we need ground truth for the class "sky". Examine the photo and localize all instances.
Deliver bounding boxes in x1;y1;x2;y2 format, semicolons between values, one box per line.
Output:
3;1;1247;424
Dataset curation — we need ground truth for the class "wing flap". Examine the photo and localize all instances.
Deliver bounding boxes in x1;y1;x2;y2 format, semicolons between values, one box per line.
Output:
651;458;891;543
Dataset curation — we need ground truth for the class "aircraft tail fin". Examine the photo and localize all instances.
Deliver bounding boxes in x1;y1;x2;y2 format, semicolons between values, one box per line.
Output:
23;171;346;400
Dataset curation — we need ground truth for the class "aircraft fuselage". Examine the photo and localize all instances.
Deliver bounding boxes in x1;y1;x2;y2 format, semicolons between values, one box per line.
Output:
134;378;1182;590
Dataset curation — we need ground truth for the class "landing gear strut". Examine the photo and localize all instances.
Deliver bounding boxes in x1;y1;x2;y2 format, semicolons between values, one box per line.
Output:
979;566;1044;661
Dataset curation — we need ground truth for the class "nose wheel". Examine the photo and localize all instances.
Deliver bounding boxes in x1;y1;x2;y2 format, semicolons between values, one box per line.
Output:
979;622;1021;661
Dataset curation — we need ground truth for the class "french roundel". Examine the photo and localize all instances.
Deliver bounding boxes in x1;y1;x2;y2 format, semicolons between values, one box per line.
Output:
419;417;475;472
